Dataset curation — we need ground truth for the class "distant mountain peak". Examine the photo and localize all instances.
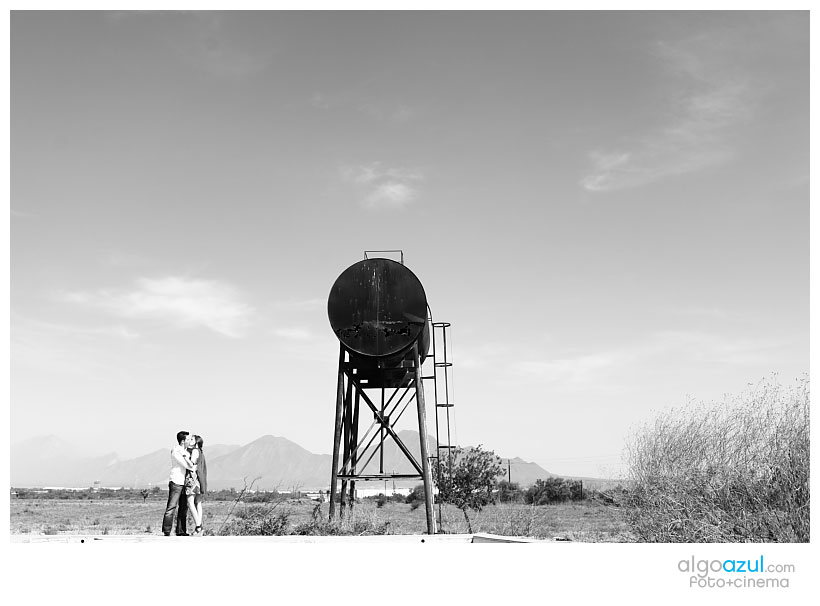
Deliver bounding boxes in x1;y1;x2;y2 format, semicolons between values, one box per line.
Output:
11;433;560;489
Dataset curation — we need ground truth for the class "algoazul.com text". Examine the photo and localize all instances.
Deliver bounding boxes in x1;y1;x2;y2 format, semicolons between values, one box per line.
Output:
678;556;794;589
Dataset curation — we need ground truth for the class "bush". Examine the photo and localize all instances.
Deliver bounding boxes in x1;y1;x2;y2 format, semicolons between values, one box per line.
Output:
218;505;290;536
293;503;390;536
244;491;279;503
497;480;524;503
624;375;809;542
405;484;425;509
434;444;504;533
524;478;581;505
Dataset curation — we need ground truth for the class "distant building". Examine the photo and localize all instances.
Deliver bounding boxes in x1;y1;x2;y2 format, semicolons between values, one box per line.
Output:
354;487;413;499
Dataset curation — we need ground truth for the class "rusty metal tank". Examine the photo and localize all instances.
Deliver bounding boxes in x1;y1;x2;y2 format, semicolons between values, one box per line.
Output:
328;258;430;366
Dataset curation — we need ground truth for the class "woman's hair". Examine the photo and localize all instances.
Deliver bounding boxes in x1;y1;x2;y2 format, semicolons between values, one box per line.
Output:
194;435;204;450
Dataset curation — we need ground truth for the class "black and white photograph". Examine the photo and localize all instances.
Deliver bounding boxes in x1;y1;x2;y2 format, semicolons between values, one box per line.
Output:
6;7;813;603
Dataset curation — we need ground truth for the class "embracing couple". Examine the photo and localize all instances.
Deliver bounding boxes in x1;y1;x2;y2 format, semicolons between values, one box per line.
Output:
162;430;208;536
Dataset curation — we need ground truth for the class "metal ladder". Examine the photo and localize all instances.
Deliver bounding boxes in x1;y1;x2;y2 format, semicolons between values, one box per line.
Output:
423;307;456;532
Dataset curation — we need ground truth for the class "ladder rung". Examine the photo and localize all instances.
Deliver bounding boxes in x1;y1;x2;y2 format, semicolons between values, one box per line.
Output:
421;375;435;380
436;403;454;408
434;362;453;368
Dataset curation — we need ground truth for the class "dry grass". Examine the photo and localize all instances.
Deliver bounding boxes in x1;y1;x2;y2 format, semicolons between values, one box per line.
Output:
625;375;809;542
10;496;243;536
10;496;632;541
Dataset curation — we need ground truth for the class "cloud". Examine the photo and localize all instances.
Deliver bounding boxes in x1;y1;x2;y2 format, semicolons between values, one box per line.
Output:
517;351;635;384
647;330;782;366
494;329;787;389
310;91;416;124
580;34;754;192
365;182;417;209
11;316;138;378
63;276;254;338
149;13;275;79
13;318;141;342
271;297;326;312
104;252;150;268
272;327;313;341
356;102;416;124
340;162;423;210
310;92;336;110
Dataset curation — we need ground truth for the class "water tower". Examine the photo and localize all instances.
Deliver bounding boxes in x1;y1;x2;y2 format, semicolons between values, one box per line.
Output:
326;251;454;534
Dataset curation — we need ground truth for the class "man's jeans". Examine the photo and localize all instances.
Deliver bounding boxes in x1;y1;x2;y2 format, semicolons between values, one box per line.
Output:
162;481;188;535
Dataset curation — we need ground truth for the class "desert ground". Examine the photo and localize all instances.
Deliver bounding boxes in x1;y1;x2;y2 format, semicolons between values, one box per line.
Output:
10;495;634;542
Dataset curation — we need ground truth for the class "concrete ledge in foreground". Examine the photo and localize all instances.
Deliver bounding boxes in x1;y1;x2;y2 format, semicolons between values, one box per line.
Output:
11;532;550;544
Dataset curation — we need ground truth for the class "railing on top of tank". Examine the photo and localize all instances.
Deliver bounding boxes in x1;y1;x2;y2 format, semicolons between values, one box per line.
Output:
364;250;404;265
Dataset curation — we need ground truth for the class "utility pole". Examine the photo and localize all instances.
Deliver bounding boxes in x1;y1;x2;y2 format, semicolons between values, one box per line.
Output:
508;459;512;484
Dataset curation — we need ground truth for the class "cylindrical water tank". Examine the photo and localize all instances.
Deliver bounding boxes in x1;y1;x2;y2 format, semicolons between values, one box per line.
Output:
328;258;430;363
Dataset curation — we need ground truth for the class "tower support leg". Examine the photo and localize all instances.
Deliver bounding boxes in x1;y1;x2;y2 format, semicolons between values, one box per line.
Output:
340;375;353;517
329;345;345;522
349;390;360;508
414;345;436;535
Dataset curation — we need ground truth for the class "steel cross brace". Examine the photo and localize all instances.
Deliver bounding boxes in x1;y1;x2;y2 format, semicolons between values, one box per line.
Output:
339;386;416;474
344;373;423;475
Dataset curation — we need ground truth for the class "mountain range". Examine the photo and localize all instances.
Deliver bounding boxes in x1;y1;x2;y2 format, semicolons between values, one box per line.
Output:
10;433;559;490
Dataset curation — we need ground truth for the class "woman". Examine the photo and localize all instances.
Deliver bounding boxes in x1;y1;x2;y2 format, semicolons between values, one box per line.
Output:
184;436;203;535
193;435;207;534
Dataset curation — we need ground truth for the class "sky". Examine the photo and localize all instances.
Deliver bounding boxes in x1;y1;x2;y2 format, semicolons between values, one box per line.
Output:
9;11;809;478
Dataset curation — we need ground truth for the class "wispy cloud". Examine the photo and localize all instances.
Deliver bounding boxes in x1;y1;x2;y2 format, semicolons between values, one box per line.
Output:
648;330;782;366
485;329;788;390
104;252;150;268
271;297;326;312
356;102;416;124
13;318;141;342
272;327;313;341
311;91;416;124
340;162;423;210
118;13;275;79
518;351;636;384
63;276;254;338
581;33;754;192
11;316;138;378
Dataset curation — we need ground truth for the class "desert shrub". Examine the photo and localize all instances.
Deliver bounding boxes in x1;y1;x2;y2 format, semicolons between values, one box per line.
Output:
294;517;390;536
405;484;426;510
589;486;628;507
218;505;290;536
244;491;279;503
363;492;408;507
525;478;571;504
293;503;390;536
625;375;809;542
523;478;583;504
434;444;505;533
497;480;524;503
405;484;425;504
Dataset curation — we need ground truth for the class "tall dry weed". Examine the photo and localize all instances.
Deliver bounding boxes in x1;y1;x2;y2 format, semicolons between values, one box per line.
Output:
625;375;809;542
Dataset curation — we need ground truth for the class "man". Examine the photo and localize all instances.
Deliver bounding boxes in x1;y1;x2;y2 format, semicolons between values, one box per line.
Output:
162;430;196;536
